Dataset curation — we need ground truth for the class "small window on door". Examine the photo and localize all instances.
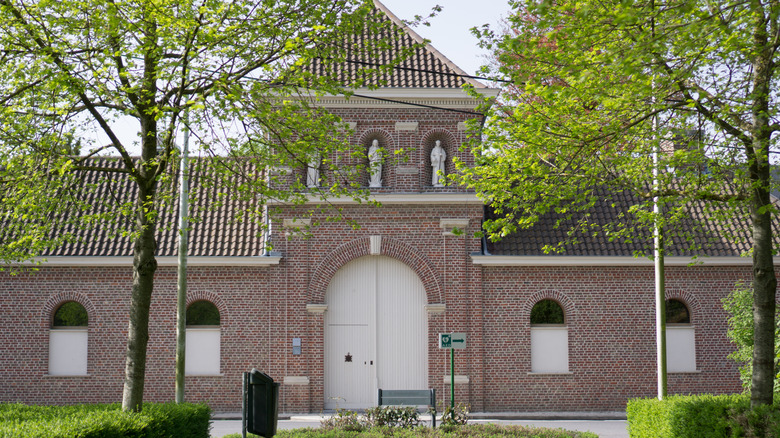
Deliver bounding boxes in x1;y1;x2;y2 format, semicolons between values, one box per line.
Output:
530;299;569;373
666;299;696;372
185;300;221;375
49;301;88;376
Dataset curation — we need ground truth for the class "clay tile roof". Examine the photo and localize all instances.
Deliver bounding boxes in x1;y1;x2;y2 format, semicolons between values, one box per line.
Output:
302;0;486;89
486;189;767;257
39;157;265;258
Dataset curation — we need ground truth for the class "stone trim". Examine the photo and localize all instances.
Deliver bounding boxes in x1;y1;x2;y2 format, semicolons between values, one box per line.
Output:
395;166;419;175
283;218;312;228
440;218;469;236
425;303;446;314
283;376;310;385
306;304;328;314
370;236;382;255
470;255;768;266
395;122;419;131
442;375;470;384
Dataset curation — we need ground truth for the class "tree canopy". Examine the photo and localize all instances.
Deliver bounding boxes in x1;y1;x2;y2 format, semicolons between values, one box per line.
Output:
0;0;412;411
455;0;779;405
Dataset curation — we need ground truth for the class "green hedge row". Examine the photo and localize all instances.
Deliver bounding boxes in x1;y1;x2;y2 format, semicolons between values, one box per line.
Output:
627;394;780;437
0;402;210;438
225;423;598;438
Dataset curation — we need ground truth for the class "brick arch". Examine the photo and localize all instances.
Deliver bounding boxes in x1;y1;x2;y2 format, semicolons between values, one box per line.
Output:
523;290;577;325
42;292;97;328
420;129;459;187
358;128;395;187
187;291;228;326
665;288;700;324
308;237;443;304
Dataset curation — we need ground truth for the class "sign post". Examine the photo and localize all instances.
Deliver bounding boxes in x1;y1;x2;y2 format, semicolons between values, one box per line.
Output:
438;333;466;409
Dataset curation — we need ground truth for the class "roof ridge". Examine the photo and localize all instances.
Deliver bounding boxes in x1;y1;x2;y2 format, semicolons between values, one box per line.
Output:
372;0;487;89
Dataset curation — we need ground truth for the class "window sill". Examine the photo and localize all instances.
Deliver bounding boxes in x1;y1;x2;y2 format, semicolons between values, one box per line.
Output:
185;373;225;377
527;372;573;376
669;370;701;374
44;374;90;377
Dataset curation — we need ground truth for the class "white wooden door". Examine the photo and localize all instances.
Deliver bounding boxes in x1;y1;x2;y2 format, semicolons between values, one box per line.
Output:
324;256;427;410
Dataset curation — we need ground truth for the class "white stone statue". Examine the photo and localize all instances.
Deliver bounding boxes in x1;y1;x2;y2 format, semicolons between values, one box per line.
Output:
368;139;382;188
430;140;446;187
306;155;320;188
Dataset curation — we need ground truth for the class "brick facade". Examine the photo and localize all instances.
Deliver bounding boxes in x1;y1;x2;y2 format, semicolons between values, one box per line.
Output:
0;98;753;414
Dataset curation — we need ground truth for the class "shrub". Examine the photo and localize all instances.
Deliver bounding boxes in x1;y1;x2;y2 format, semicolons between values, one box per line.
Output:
0;402;210;438
627;393;780;438
439;403;469;428
319;409;366;432
364;405;420;428
223;423;597;438
722;281;780;392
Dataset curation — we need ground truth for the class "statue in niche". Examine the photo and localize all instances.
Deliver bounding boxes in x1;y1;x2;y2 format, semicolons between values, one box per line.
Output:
306;154;321;188
368;139;383;188
430;140;446;187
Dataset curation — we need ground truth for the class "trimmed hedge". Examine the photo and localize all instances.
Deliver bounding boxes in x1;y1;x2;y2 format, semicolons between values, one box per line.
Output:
224;423;599;438
0;402;211;438
627;393;780;437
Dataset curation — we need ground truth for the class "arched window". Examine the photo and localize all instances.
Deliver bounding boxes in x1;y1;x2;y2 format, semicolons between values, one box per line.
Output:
187;300;220;326
665;299;696;372
49;301;88;376
185;300;221;375
531;299;565;324
530;299;569;373
666;299;690;324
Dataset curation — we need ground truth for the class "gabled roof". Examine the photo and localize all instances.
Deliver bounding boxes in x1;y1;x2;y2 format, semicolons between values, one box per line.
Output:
37;158;265;258
485;189;769;258
302;0;487;89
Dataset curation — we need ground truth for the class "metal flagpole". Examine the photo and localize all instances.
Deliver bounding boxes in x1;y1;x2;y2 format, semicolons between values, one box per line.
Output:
175;104;191;403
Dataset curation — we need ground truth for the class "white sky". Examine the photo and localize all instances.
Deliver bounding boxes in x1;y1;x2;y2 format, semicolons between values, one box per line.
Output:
380;0;510;76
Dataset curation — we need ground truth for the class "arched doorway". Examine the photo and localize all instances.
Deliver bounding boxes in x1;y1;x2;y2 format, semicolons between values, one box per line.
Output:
324;255;428;409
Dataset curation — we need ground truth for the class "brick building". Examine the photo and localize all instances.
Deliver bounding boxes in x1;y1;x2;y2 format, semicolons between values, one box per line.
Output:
0;1;760;413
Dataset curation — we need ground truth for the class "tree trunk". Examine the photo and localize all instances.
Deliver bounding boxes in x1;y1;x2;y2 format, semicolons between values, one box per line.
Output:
750;179;776;407
748;5;777;406
121;180;159;412
121;9;161;412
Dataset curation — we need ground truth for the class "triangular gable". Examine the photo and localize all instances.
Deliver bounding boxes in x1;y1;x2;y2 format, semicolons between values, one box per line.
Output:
303;0;487;89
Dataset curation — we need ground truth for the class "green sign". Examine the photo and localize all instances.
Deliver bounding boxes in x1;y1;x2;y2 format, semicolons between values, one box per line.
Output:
438;333;466;349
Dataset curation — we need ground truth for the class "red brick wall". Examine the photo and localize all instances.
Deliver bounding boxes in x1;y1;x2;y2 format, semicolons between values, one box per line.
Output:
0;103;754;413
480;265;747;411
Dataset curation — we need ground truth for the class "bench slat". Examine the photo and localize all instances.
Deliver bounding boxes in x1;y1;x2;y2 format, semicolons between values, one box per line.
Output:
380;390;432;399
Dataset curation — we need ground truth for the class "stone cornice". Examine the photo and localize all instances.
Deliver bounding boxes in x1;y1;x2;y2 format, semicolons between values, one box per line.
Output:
26;256;282;267
470;255;775;267
305;88;499;111
268;192;482;205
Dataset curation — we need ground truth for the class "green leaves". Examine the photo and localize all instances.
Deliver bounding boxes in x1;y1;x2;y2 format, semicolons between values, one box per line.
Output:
456;0;777;256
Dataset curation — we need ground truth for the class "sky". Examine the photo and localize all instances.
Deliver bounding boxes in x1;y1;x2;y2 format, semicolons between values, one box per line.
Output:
380;0;511;76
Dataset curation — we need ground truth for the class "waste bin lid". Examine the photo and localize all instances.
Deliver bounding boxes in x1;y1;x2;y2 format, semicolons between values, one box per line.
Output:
248;368;274;385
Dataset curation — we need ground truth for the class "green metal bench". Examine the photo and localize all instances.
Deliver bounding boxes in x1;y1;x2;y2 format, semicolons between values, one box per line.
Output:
377;388;437;428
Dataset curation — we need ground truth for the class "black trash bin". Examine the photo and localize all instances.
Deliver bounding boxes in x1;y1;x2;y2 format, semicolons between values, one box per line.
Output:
243;369;279;438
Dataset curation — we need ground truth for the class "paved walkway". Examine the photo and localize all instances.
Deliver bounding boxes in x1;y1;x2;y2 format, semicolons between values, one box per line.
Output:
210;413;630;438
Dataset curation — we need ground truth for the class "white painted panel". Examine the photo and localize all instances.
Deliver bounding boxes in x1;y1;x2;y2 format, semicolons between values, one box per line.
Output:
325;257;377;409
667;326;696;372
530;327;569;373
325;256;428;409
49;329;87;376
376;257;427;390
186;328;220;375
